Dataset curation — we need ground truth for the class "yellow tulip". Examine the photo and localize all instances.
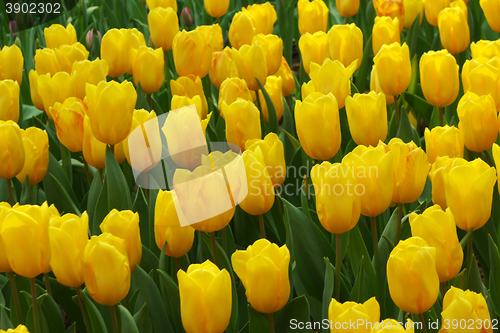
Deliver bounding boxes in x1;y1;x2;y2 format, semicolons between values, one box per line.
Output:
424;0;451;26
258;76;284;122
29;70;45;111
0;203;12;272
345;91;388;147
35;43;89;75
15;127;49;186
178;260;231;332
218;78;254;113
403;0;424;28
373;42;412;97
471;40;500;59
146;0;177;11
101;28;146;77
372;17;400;55
0;80;19;122
428;156;468;209
438;7;470;54
51;97;87;153
154;190;195;258
443;158;497;231
85;80;137;145
295;92;340;160
371;319;415;332
457;92;499;152
228;11;257;50
204;0;229;17
440;287;493;333
329;297;380;333
424;125;463;164
209;47;236;89
171;75;209;119
252;34;283;75
451;0;468;19
245;133;286;188
0;120;25;180
462;58;500;110
232;239;290;313
48;212;89;288
83;233;130;306
480;0;500;32
171;95;203;119
298;31;330;74
373;0;405;32
201;113;212;137
244;3;277;35
130;46;164;95
148;7;179;51
44;23;77;49
495;144;500;194
222;98;262;152
420;50;459;107
328;23;363;70
231;43;268;91
71;59;109;100
275;57;295;96
82;115;106;169
37;71;77;119
387;237;439;314
298;0;329;35
0;45;23;84
342;145;394;217
370;65;395;104
173;30;212;78
195;24;224;52
0;325;31;333
336;0;360;18
301;81;316;100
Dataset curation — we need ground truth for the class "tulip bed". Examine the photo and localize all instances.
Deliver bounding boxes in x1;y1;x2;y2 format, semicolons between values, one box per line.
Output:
1;0;500;332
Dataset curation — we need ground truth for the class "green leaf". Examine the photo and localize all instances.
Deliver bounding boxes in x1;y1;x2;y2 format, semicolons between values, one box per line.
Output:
467;254;483;294
132;187;150;249
321;259;334;333
64;323;77;333
396;106;420;146
403;92;433;125
248;305;268;333
132;303;152;333
275;295;313;333
40;293;65;333
117;305;139;333
281;129;301;151
348;226;377;300
46;174;82;216
0;305;13;330
256;78;279;135
87;170;103;234
407;14;421;57
82;292;108;333
488;236;500;315
44;152;79;204
355;34;373;94
20;175;33;205
105;145;132;211
157;270;182;333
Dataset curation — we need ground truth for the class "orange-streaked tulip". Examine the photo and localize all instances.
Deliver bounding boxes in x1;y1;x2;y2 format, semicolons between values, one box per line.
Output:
244;3;277;35
51;97;87;153
204;0;230;18
252;34;283;75
228;11;257;50
275;57;295;96
0;120;25;180
424;125;464;164
148;7;179;51
195;24;224;53
438;7;470;54
71;59;109;100
131;46;164;94
258;75;284;122
329;297;380;332
328;23;363;70
44;23;77;49
29;70;45;111
231;43;268;91
420;50;459;107
146;0;177;11
15;127;49;186
222;98;262;152
373;42;412;96
218;77;255;113
403;0;424;28
372;17;400;55
298;31;329;74
101;28;146;77
173;30;212;78
209;47;237;88
37;72;77;119
480;0;500;32
373;0;405;32
298;0;329;35
0;79;19;122
0;45;23;84
171;75;209;119
336;0;360;18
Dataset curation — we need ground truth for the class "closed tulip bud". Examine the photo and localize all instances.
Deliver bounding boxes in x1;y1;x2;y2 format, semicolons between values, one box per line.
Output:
100;209;142;271
298;0;329;35
462;58;500;110
371;319;415;332
244;3;277;35
173;30;212;78
258;76;284;122
229;11;257;50
171;95;203;119
345;91;388;147
37;72;77;119
0;80;19;122
276;57;295;96
457;92;499;152
295;92;340;160
424;125;464;164
311;162;361;234
444;158;497;231
372;17;400;55
232;239;290;313
252;34;283;75
48;212;89;287
178;260;231;332
388;237;439;314
82;115;106;169
148;7;179;51
336;0;360;18
298;31;329;74
424;0;451;26
373;42;412;96
180;7;194;28
480;0;500;32
85;80;137;145
403;0;424;28
44;23;77;49
438;7;470;54
0;120;25;179
329;297;380;332
420;50;459;107
370;65;394;104
440;287;493;333
146;0;177;10
245;133;286;188
204;0;229;17
171;75;209;119
409;205;463;282
51;97;87;153
71;59;109;100
15;127;49;186
428;156;467;209
231;43;268;91
471;40;500;59
85;29;101;51
83;233;130;306
101;28;146;77
209;47;237;88
222;98;261;152
373;0;405;32
130;46;164;95
308;58;357;109
196;24;224;52
154;190;195;258
29;70;44;111
328;23;363;70
218;78;254;113
0;203;12;272
0;45;23;84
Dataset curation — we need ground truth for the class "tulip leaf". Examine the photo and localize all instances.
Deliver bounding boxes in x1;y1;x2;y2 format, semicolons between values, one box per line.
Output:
248;305;268;333
81;292;108;333
321;258;334;333
407;14;421;58
488;236;500;315
117;305;139;333
396;106;420;146
87;170;103;234
275;295;313;333
157;270;183;333
44;152;79;204
467;254;484;294
281;129;301;151
46;174;82;216
132;187;150;249
281;96;295;136
403;92;433;125
20;175;33;205
347;226;377;300
256;78;279;135
105;145;132;211
40;293;65;333
64;323;77;333
354;34;373;94
132;303;153;333
351;256;365;303
0;305;13;330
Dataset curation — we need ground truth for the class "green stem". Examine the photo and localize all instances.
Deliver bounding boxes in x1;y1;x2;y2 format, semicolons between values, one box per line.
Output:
334;234;342;300
83;157;93;186
441;281;447;300
439;107;444;126
61;142;72;184
44;273;52;296
467;229;474;283
147;94;152;110
6;178;14;206
8;272;22;326
268;313;274;333
478;151;482;160
110;305;119;333
394;95;400;129
371;216;381;303
396;204;403;246
30;278;41;333
98;168;104;185
259;214;266;239
210;232;219;266
175;257;181;272
418;313;428;333
75;287;92;333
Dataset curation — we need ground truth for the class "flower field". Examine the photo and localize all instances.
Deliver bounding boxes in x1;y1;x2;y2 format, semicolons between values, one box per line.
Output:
1;0;500;332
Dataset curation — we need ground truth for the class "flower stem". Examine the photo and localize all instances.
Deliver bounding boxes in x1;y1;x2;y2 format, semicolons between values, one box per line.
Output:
268;313;274;333
210;232;219;266
75;287;92;333
418;313;428;333
334;234;342;300
8;272;22;326
371;216;381;303
259;214;266;239
175;257;181;272
43;273;52;296
467;229;474;284
439;107;444;126
83;157;93;186
110;305;119;333
441;281;447;300
393;95;400;129
7;178;15;206
396;204;403;246
30;278;41;333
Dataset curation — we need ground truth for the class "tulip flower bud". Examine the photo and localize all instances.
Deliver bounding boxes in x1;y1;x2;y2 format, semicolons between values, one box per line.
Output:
471;40;500;60
101;28;146;77
232;239;290;313
180;7;194;28
49;212;89;288
85;29;102;51
0;45;23;84
37;72;78;119
387;237;439;314
298;0;329;35
245;133;286;188
258;76;284;122
438;7;470;54
195;24;224;52
457;92;499;152
0;203;12;272
424;0;451;26
171;75;209;119
428;156;467;209
252;34;283;75
409;205;463;282
204;0;229;18
148;7;179;51
345;91;388;147
275;57;295;96
329;297;380;332
229;11;257;50
295;92;340;160
0;120;25;180
154;190;195;258
83;233;130;306
420;50;459;107
15;127;49;186
373;0;405;32
82;115;106;169
146;0;177;11
8;21;17;37
218;78;254;113
462;58;500;110
370;65;394;104
173;30;212;78
440;287;493;333
0;80;19;122
178;261;232;332
336;0;360;18
209;47;237;88
403;0;424;28
373;42;412;97
244;3;277;35
130;46;164;95
298;31;329;74
44;23;77;49
443;158;497;231
424;125;463;164
480;0;500;32
372;17;400;55
71;59;109;100
328;23;363;70
222;98;261;152
231;43;268;91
